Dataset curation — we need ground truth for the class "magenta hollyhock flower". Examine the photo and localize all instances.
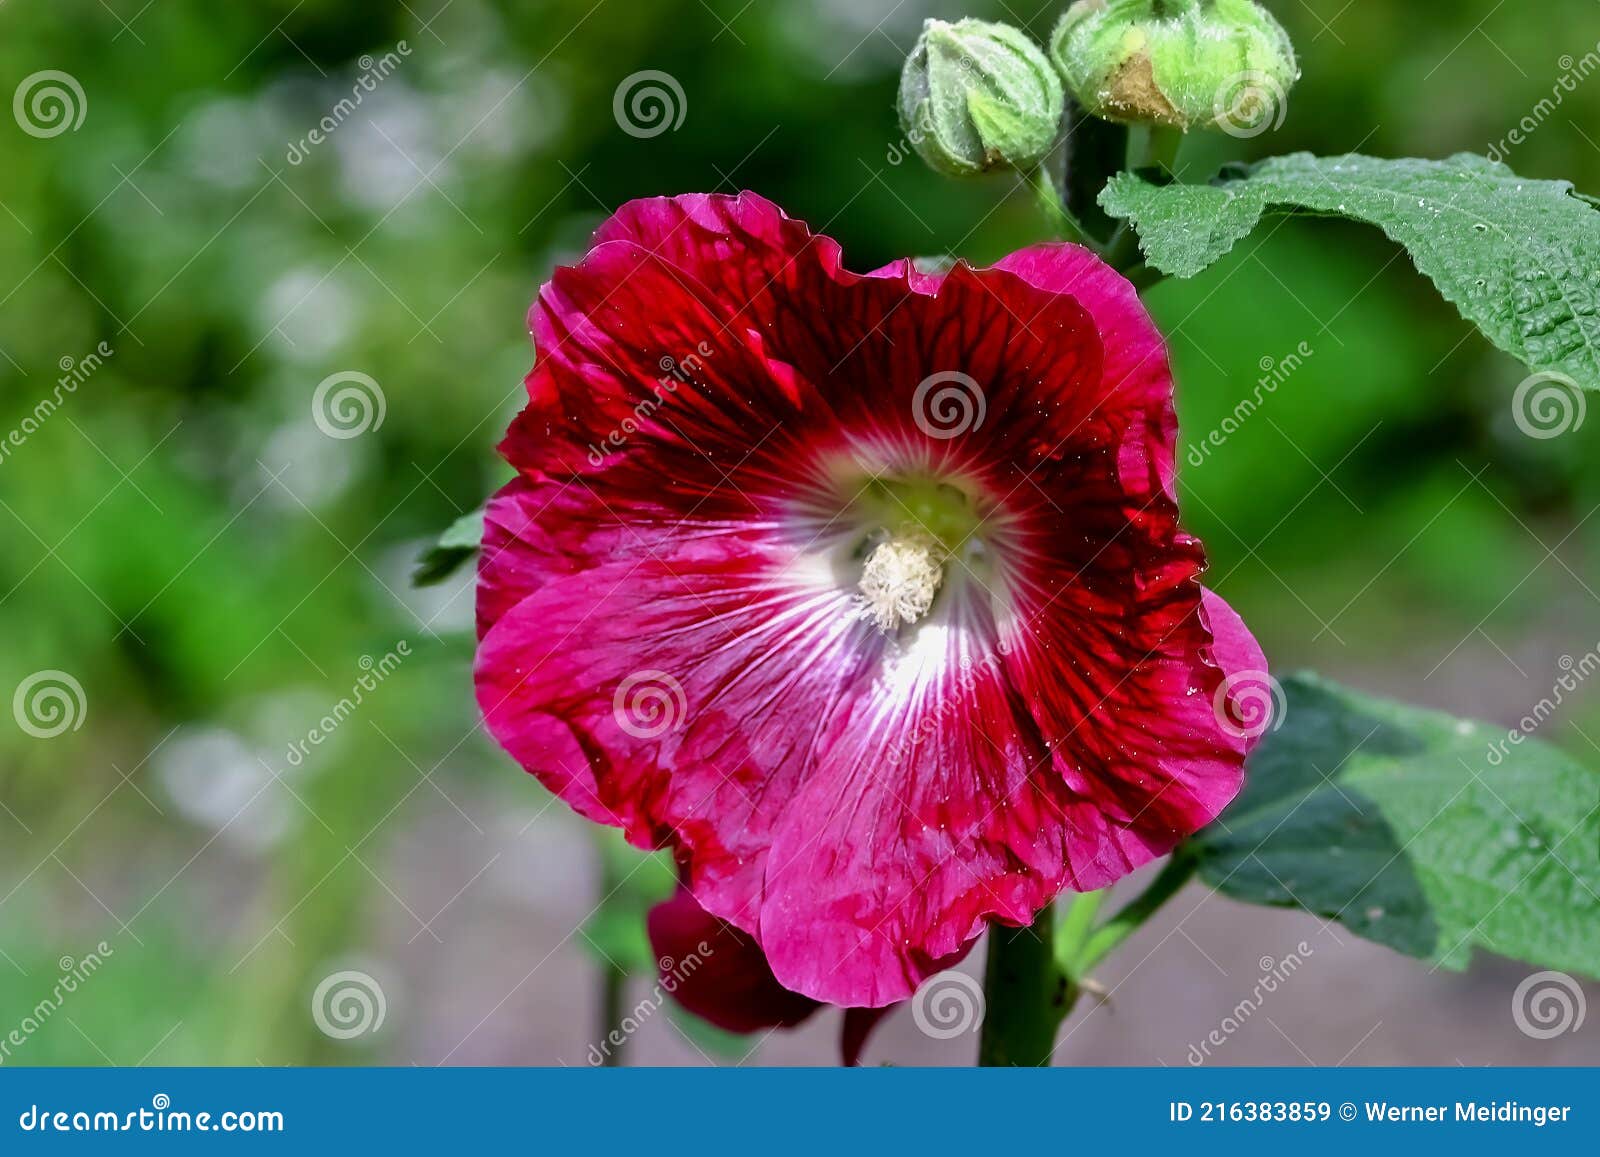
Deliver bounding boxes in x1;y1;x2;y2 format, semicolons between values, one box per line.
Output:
476;191;1267;1009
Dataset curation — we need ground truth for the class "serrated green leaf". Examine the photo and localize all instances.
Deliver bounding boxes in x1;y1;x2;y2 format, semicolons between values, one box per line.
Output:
411;507;485;588
1195;673;1600;978
1102;153;1600;391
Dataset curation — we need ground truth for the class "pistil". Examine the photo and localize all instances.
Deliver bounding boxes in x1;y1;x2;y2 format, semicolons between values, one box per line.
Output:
858;530;945;631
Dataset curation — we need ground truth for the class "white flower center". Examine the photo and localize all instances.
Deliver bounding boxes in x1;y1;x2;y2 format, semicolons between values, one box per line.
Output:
858;531;945;631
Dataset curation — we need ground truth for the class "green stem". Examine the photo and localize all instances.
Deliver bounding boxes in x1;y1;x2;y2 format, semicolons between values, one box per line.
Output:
1152;127;1183;175
1123;261;1166;292
1073;851;1199;975
978;904;1075;1066
976;853;1198;1065
594;831;629;1066
1134;125;1185;177
1027;163;1091;247
1062;104;1129;246
1054;889;1105;965
598;962;627;1067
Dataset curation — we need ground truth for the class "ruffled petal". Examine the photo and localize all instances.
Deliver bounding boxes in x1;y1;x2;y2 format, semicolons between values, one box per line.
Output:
993;242;1179;500
475;533;886;909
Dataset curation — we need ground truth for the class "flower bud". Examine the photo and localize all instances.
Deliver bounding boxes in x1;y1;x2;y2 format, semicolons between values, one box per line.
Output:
899;18;1064;177
1050;0;1298;137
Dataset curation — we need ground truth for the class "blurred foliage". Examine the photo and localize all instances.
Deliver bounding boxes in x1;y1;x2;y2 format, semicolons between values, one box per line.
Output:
0;0;1596;1064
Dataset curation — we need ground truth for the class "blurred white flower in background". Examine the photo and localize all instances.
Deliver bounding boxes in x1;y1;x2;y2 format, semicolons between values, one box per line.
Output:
156;727;295;854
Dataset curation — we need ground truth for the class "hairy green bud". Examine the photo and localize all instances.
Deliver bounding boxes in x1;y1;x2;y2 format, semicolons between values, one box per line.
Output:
1050;0;1298;137
899;18;1064;177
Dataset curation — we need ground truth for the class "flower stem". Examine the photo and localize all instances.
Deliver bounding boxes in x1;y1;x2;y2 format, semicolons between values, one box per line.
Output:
1054;889;1106;964
978;852;1198;1066
1028;163;1092;248
1127;124;1184;177
1073;851;1199;975
598;962;627;1067
978;904;1075;1066
1063;105;1128;246
594;831;629;1066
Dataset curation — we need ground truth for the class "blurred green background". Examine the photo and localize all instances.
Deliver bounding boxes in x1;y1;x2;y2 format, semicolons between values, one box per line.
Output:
0;0;1596;1066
